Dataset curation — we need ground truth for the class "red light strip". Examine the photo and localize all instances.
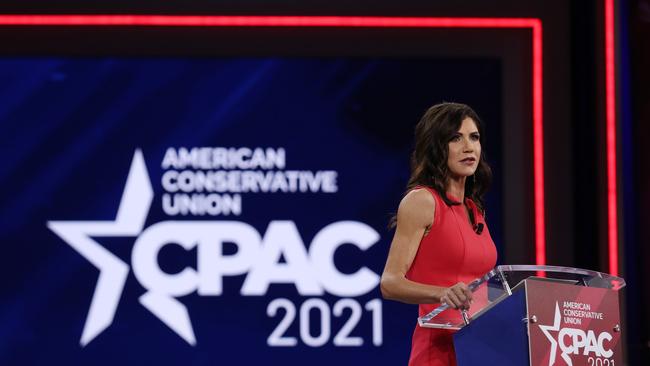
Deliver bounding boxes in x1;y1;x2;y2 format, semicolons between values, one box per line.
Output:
531;20;546;266
605;0;619;276
0;15;537;28
0;14;546;265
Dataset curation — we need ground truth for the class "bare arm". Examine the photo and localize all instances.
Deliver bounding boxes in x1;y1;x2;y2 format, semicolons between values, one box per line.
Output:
380;189;472;309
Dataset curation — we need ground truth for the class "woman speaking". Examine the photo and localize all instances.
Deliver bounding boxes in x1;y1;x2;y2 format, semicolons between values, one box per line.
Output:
380;102;497;366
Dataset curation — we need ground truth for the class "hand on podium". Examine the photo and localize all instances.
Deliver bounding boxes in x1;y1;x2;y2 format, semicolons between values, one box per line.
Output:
438;282;473;310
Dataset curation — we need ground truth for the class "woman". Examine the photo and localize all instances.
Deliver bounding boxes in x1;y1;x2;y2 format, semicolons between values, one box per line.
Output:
380;102;497;366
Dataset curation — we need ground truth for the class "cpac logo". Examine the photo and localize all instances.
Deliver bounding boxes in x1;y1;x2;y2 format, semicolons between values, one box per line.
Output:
539;302;613;366
48;150;379;346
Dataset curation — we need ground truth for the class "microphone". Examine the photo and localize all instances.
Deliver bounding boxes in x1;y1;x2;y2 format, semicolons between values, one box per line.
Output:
474;223;484;235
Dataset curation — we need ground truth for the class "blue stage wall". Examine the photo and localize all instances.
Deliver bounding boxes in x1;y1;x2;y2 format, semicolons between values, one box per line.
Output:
0;57;502;365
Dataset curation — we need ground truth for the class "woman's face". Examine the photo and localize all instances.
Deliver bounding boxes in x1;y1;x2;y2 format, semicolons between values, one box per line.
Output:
447;117;481;179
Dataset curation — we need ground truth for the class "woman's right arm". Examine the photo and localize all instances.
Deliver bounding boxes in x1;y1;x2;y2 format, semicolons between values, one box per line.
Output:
380;189;472;310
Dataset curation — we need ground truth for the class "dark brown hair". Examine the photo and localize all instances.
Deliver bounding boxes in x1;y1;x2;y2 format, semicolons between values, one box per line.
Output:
390;102;492;227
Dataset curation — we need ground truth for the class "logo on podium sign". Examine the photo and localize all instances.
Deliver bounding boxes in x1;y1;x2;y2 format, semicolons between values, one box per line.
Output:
526;279;622;366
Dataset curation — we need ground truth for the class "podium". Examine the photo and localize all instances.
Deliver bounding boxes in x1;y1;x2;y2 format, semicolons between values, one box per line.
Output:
418;265;625;365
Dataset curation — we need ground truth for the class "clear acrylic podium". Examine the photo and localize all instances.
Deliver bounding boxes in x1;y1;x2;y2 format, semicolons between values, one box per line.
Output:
418;265;625;365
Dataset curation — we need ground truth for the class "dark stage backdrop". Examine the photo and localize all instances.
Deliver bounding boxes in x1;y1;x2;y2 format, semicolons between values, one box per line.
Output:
0;58;503;365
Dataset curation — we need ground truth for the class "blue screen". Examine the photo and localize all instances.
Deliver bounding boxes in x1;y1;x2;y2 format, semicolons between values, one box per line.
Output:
0;58;502;365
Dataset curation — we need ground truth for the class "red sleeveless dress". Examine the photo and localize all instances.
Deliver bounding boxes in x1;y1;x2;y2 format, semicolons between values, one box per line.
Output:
406;187;497;366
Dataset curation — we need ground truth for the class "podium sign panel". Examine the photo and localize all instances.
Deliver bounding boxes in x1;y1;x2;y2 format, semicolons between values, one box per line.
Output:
526;279;622;366
421;266;625;366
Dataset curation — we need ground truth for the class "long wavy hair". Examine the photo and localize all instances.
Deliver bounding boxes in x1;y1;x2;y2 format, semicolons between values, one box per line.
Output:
390;102;492;227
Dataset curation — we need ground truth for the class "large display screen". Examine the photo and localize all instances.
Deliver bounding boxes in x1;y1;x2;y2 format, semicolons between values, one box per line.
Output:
0;57;502;365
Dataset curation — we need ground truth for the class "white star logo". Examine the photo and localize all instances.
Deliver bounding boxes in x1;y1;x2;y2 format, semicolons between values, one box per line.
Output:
539;302;572;366
47;149;196;346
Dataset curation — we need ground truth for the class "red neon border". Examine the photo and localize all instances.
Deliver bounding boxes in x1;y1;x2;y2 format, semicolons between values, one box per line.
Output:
605;0;619;276
0;14;546;265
